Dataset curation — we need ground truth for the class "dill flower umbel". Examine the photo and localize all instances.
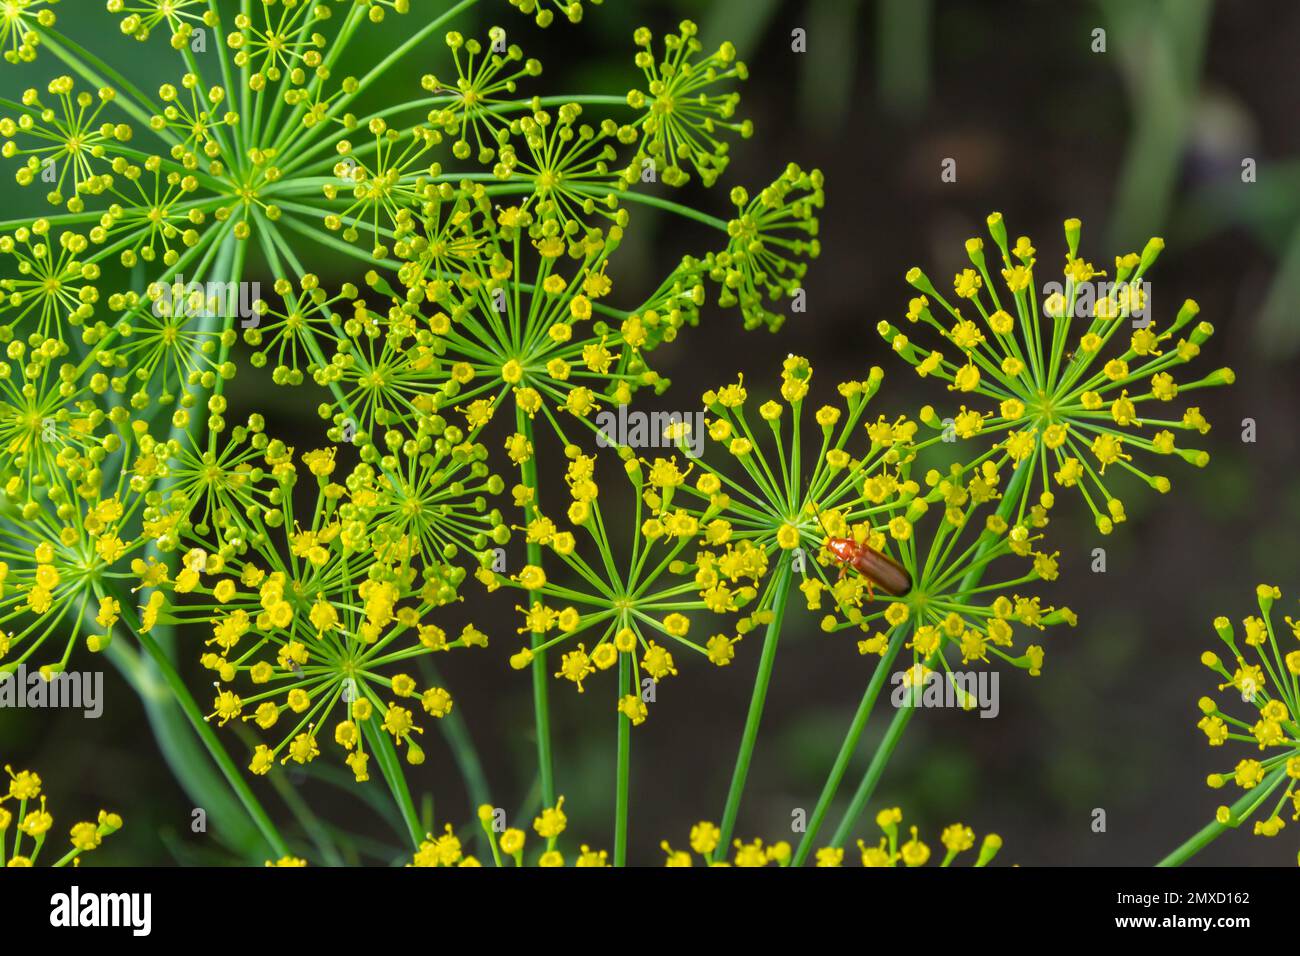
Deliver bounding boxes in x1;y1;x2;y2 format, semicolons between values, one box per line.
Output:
678;355;924;614
0;394;164;670
812;458;1075;683
1196;585;1300;861
498;447;748;721
150;446;495;781
694;165;823;332
880;214;1233;532
368;199;700;448
0;764;121;867
623;20;751;189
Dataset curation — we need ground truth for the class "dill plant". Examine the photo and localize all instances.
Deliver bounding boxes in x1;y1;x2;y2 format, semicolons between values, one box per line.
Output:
0;2;824;864
0;0;1245;871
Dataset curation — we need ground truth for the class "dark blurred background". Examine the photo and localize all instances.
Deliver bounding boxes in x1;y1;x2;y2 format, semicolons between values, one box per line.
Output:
6;0;1300;866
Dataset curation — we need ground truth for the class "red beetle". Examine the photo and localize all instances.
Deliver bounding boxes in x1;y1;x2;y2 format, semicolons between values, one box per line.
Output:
814;511;912;599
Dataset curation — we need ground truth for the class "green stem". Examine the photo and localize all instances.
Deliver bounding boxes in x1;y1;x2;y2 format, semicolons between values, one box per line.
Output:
1157;765;1289;866
416;658;492;856
828;701;914;849
717;555;793;849
791;625;908;866
568;185;730;231
517;407;556;809
362;717;422;849
129;622;290;859
265;760;345;867
417;660;491;809
615;652;631;867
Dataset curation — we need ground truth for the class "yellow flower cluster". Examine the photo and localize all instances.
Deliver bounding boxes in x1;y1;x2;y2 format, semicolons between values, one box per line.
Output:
1;765;122;867
1198;586;1300;858
883;215;1233;533
411;798;608;867
661;808;1001;867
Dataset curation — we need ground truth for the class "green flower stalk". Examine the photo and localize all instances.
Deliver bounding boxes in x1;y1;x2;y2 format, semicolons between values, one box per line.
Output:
881;213;1234;532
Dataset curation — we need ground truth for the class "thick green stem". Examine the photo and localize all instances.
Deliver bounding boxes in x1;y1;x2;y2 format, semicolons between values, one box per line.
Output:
615;652;631;867
1157;765;1289;866
362;717;422;849
828;702;914;848
517;408;556;808
791;625;908;866
129;623;290;859
717;556;793;849
103;639;267;859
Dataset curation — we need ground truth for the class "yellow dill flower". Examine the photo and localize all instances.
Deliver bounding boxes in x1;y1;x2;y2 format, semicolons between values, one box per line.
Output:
816;461;1074;682
503;459;746;724
1;765;121;867
411;795;607;868
847;807;1002;868
1193;585;1300;860
158;456;489;780
884;214;1233;533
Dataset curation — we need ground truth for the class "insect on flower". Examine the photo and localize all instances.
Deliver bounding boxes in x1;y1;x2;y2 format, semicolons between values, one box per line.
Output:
813;508;912;599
